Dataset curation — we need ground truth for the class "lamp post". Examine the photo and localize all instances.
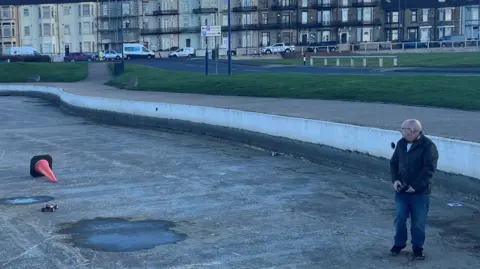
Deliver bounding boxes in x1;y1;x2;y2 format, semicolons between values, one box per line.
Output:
227;0;231;75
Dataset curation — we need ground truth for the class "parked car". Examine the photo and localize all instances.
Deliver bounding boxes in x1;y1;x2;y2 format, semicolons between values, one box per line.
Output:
102;50;122;60
168;47;195;57
307;41;338;52
438;35;467;47
63;52;92;62
261;43;295;54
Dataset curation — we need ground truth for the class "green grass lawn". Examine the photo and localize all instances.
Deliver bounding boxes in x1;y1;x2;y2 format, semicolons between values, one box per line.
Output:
0;62;88;82
250;52;480;67
106;64;480;111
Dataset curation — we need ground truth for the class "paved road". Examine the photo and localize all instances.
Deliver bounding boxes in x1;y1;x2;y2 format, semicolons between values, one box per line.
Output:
1;96;479;269
129;58;480;76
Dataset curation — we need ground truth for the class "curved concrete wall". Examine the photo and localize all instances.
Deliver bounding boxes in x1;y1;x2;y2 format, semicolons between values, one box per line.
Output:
1;84;479;180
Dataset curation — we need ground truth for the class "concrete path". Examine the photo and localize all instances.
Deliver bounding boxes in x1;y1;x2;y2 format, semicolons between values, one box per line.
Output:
17;62;480;142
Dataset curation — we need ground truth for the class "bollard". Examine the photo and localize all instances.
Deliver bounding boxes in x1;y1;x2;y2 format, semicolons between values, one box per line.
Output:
303;54;306;66
336;58;340;66
310;57;313;66
350;58;354;66
379;58;383;67
324;58;327;66
363;58;367;67
393;56;398;66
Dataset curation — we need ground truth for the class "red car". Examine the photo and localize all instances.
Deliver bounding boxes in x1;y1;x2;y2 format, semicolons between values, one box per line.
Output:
64;52;92;62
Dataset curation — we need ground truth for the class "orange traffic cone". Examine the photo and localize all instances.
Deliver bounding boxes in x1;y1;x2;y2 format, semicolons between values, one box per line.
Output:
30;155;58;183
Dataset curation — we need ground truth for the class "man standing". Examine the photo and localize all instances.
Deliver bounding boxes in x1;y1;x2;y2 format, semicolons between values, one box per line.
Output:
389;119;439;260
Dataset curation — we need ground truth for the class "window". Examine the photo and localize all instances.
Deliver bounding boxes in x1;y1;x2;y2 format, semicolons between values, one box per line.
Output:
422;9;428;22
342;8;348;22
445;8;452;21
408;28;418;40
392;11;398;23
2;6;11;19
81;4;92;16
411;10;417;22
302;11;307;24
2;25;11;37
64;24;70;35
261;32;269;46
83;41;91;52
222;15;227;26
81;22;91;34
42;23;51;36
23;8;29;16
363;7;372;22
318;10;331;24
386;29;399;41
24;26;30;36
41;43;52;54
301;0;307;7
469;8;479;20
42;6;51;19
261;12;268;24
438;26;453;38
64;6;70;15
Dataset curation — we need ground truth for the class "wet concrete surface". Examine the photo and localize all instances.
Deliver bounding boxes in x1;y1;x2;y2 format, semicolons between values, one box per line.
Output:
0;196;54;205
57;217;187;252
0;96;479;268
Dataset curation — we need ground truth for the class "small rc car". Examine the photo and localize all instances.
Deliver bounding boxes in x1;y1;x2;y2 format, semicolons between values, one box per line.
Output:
41;204;58;212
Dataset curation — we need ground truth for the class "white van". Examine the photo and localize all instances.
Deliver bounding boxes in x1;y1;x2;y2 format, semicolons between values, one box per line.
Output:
123;43;155;59
5;46;42;56
168;47;195;57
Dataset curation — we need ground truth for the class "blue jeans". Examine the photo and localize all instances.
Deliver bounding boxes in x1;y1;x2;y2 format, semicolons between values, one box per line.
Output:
394;192;430;249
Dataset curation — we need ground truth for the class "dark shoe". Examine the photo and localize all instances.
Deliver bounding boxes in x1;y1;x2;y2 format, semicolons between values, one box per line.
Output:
413;247;425;260
390;245;406;255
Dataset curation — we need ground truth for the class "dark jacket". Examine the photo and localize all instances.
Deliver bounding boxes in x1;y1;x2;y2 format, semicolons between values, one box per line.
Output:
390;132;439;195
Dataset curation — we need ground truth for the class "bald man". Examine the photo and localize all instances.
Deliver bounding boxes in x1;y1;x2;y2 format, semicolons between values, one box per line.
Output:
389;119;439;260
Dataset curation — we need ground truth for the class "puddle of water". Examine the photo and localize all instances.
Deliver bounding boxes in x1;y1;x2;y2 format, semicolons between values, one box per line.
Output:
57;217;187;252
0;196;54;205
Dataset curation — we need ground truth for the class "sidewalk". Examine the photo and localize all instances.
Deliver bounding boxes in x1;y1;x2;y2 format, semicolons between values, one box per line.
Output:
26;63;480;143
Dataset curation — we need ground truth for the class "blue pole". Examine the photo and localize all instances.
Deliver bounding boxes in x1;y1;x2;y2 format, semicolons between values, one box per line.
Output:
205;19;208;76
227;0;231;75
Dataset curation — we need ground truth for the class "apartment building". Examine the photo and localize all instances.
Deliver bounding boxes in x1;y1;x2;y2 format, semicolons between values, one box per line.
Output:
97;0;141;51
17;1;97;54
0;5;18;53
382;0;465;42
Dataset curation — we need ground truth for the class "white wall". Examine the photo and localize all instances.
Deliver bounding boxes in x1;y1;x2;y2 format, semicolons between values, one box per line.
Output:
18;2;97;53
1;84;479;181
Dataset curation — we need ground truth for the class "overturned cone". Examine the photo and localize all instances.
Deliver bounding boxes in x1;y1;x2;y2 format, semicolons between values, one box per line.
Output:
30;155;58;183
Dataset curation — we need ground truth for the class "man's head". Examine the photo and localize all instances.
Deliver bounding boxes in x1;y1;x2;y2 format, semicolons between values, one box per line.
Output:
401;119;422;142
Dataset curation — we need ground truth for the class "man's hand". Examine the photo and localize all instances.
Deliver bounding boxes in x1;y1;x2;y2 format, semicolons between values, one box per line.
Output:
406;186;415;193
393;180;402;191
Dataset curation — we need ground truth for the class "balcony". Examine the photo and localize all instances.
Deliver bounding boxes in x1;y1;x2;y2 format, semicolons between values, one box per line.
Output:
331;18;382;27
192;8;218;14
141;28;180;35
152;9;179;16
97;13;138;19
270;4;297;10
310;2;338;9
223;24;261;31
232;6;258;12
351;0;380;7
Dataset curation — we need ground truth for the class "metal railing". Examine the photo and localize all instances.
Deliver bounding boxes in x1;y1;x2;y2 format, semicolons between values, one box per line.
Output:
310;55;398;67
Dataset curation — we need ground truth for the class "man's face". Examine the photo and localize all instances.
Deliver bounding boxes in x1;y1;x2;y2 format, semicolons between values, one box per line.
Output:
401;125;420;142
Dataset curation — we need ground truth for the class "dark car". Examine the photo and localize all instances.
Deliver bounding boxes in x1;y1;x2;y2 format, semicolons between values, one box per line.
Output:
63;52;92;62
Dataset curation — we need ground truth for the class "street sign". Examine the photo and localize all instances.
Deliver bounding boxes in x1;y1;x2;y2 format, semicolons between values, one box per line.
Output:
201;25;221;37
